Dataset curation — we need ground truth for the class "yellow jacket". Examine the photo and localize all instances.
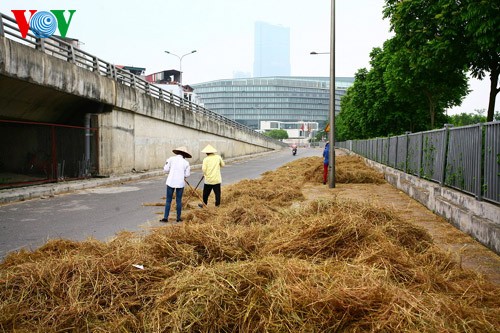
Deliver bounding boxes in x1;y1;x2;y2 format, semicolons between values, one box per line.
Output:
202;154;225;184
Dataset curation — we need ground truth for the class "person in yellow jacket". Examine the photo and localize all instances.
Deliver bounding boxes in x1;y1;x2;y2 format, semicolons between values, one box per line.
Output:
200;144;225;207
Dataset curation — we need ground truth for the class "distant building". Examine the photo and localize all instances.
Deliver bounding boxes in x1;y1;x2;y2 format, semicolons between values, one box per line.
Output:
191;76;354;130
261;120;318;137
145;69;199;103
253;21;291;77
116;66;146;77
145;69;181;85
261;120;319;146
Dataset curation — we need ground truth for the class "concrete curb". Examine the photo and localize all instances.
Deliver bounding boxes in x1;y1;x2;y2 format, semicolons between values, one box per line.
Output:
0;151;275;205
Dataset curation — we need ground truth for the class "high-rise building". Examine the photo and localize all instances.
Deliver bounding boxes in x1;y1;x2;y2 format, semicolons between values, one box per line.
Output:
253;21;291;77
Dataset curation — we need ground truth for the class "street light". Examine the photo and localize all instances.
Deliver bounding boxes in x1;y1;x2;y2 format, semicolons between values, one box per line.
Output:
164;50;197;84
309;2;335;188
329;0;336;188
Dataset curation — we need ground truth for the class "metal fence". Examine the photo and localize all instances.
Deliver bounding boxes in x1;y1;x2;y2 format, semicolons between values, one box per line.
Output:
484;122;500;202
0;120;98;188
0;12;282;146
337;122;500;205
445;125;482;197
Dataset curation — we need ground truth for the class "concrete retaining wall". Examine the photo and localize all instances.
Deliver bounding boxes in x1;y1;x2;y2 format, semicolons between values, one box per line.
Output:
97;108;275;175
0;36;285;176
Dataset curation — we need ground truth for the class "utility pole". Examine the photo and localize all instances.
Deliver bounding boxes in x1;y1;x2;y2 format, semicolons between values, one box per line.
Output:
164;50;197;84
328;0;336;188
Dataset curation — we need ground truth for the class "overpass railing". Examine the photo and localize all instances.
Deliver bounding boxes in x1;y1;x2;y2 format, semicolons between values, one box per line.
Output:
336;122;500;205
0;12;285;146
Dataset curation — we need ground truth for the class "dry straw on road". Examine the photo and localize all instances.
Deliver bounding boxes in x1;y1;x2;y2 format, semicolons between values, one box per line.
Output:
1;156;498;332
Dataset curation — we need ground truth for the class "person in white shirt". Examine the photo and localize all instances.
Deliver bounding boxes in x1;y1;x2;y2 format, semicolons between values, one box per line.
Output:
160;146;191;222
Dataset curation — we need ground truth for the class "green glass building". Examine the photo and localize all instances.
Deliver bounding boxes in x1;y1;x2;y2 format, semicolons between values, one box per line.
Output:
191;76;354;130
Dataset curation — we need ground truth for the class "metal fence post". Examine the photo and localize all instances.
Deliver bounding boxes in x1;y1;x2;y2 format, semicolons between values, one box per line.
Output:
417;132;423;178
92;56;99;73
386;136;390;166
106;63;113;79
68;44;76;64
476;123;483;200
405;131;411;173
0;15;5;37
394;135;398;169
440;124;452;185
35;38;45;52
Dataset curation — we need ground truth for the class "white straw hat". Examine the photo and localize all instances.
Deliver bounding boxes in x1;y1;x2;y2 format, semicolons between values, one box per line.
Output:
201;144;217;154
172;146;192;158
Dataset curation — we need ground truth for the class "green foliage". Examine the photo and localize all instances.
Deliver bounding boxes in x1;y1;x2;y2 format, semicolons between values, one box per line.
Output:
383;1;469;129
263;129;288;140
337;44;448;141
384;0;499;122
422;136;437;179
447;110;487;126
314;129;326;142
453;0;499;121
338;0;499;140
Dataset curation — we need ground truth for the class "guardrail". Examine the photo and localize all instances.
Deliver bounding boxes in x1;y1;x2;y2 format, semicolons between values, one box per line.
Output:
0;11;285;146
337;122;500;205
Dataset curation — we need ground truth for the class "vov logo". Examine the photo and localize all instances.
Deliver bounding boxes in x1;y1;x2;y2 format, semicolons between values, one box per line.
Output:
12;10;76;39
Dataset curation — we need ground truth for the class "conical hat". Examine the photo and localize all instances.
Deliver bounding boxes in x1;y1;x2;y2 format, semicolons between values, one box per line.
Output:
172;146;192;158
201;144;217;154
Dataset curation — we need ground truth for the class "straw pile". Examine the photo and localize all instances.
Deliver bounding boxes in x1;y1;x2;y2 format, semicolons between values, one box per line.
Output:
1;156;498;332
301;155;386;184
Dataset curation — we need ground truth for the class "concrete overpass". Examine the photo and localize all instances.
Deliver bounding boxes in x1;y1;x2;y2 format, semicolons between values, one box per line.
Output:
0;13;286;186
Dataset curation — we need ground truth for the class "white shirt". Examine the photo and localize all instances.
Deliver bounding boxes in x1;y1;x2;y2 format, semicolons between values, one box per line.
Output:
164;154;190;188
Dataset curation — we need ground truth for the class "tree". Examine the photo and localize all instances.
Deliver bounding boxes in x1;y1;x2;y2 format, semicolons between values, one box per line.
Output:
336;69;370;140
447;110;486;127
459;0;500;121
337;46;436;141
365;45;433;133
314;129;326;142
263;129;288;140
447;109;500;126
383;0;469;128
384;0;500;122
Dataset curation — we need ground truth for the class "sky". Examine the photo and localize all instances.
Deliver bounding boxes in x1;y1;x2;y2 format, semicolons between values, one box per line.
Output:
1;0;497;115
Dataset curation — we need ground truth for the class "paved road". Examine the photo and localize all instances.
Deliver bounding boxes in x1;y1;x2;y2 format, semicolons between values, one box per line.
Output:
0;147;322;258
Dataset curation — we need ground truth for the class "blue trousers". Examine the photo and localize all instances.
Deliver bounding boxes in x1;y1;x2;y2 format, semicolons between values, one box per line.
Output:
164;186;184;221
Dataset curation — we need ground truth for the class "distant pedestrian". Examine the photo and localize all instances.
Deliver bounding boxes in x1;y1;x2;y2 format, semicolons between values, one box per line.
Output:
323;141;329;185
200;144;225;207
160;146;191;222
